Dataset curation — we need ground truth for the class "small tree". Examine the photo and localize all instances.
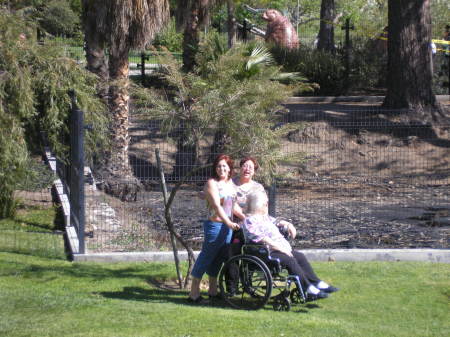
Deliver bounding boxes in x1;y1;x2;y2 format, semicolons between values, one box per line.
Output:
134;41;304;286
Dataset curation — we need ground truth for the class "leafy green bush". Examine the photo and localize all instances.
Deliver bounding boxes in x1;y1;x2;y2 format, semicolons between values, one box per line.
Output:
152;18;183;52
349;36;387;90
271;45;347;95
40;0;80;37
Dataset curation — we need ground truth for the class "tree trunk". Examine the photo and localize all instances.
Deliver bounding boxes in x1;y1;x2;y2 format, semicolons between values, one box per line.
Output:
227;0;236;48
317;0;335;53
182;0;209;72
174;121;200;178
82;0;108;98
101;48;141;201
84;33;108;81
175;0;191;32
383;0;444;122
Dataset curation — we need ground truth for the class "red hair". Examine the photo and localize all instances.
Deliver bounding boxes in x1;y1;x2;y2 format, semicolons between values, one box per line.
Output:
239;156;259;172
212;154;234;180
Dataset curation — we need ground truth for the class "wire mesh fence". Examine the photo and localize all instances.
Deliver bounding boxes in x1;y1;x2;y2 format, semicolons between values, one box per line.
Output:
4;20;448;256
0;176;66;259
82;103;450;253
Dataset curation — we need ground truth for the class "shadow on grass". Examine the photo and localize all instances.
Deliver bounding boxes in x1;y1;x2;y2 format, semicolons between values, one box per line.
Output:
0;257;173;282
97;287;188;305
97;286;323;312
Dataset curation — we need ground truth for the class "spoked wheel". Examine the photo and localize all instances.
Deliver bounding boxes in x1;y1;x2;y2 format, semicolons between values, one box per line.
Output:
290;287;305;304
273;296;291;311
219;255;272;310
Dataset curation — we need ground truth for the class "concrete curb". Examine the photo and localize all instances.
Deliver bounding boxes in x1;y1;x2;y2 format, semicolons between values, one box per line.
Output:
43;146;79;254
72;249;450;263
285;95;450;104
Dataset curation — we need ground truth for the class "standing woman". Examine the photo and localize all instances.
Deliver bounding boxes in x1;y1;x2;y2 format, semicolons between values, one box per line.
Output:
234;156;295;238
188;154;240;303
233;157;265;213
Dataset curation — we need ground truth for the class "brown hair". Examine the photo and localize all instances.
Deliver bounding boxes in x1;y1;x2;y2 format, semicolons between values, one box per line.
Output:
239;156;259;172
212;154;234;180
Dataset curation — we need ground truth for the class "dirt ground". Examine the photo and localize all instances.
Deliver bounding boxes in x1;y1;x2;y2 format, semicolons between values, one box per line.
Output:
83;100;450;252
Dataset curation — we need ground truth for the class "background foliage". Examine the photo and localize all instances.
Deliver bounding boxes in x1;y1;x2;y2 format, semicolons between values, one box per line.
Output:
136;37;307;182
0;10;108;218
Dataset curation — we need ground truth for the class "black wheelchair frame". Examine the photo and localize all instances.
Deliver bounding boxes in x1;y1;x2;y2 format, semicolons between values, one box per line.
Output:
218;231;307;311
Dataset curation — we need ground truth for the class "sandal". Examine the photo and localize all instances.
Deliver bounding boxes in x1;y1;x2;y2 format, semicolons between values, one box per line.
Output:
187;295;208;304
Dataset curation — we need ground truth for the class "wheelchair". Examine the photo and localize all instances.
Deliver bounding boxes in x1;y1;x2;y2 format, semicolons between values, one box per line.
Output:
218;229;307;311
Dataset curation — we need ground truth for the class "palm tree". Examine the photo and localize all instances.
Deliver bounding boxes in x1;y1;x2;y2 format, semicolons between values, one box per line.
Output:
182;0;211;72
226;0;237;48
82;0;108;98
82;0;169;201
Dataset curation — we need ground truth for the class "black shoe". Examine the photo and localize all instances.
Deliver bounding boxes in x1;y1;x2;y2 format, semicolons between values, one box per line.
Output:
187;295;209;304
225;287;238;297
306;291;329;302
321;285;339;293
208;293;223;300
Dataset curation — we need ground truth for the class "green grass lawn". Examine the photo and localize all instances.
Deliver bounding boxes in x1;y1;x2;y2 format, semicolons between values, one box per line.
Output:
0;251;449;337
0;205;65;259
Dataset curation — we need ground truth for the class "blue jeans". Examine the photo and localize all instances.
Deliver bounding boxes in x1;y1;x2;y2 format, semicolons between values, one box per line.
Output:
191;220;232;279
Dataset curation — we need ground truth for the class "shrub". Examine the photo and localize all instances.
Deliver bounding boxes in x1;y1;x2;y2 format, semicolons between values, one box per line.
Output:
270;45;347;95
349;36;387;90
152;18;183;52
39;0;79;37
0;10;107;218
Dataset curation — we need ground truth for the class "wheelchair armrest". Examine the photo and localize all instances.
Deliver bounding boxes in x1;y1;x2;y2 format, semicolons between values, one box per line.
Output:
242;243;269;256
242;243;282;274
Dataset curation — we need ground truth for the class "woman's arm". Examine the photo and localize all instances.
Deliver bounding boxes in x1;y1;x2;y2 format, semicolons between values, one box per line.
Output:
233;203;245;221
205;179;239;230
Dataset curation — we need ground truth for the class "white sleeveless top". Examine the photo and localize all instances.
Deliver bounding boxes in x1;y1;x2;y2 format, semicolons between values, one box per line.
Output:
232;178;266;215
207;180;236;219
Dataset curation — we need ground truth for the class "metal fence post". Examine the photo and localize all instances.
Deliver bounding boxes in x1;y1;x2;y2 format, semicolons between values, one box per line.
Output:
342;18;354;91
242;19;247;42
138;52;150;85
68;90;85;254
447;53;450;97
268;181;277;217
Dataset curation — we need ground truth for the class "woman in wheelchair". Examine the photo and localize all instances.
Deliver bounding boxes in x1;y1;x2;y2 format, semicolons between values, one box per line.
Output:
242;191;339;301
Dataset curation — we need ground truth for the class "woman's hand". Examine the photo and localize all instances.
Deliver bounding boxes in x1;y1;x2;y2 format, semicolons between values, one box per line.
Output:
227;222;240;231
287;223;296;239
279;220;296;239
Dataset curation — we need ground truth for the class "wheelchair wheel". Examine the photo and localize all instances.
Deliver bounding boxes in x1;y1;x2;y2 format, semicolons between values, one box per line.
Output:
273;296;291;312
219;255;272;310
290;288;305;304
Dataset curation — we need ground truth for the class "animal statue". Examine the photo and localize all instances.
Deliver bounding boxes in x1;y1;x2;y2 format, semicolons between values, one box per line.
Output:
262;9;299;49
